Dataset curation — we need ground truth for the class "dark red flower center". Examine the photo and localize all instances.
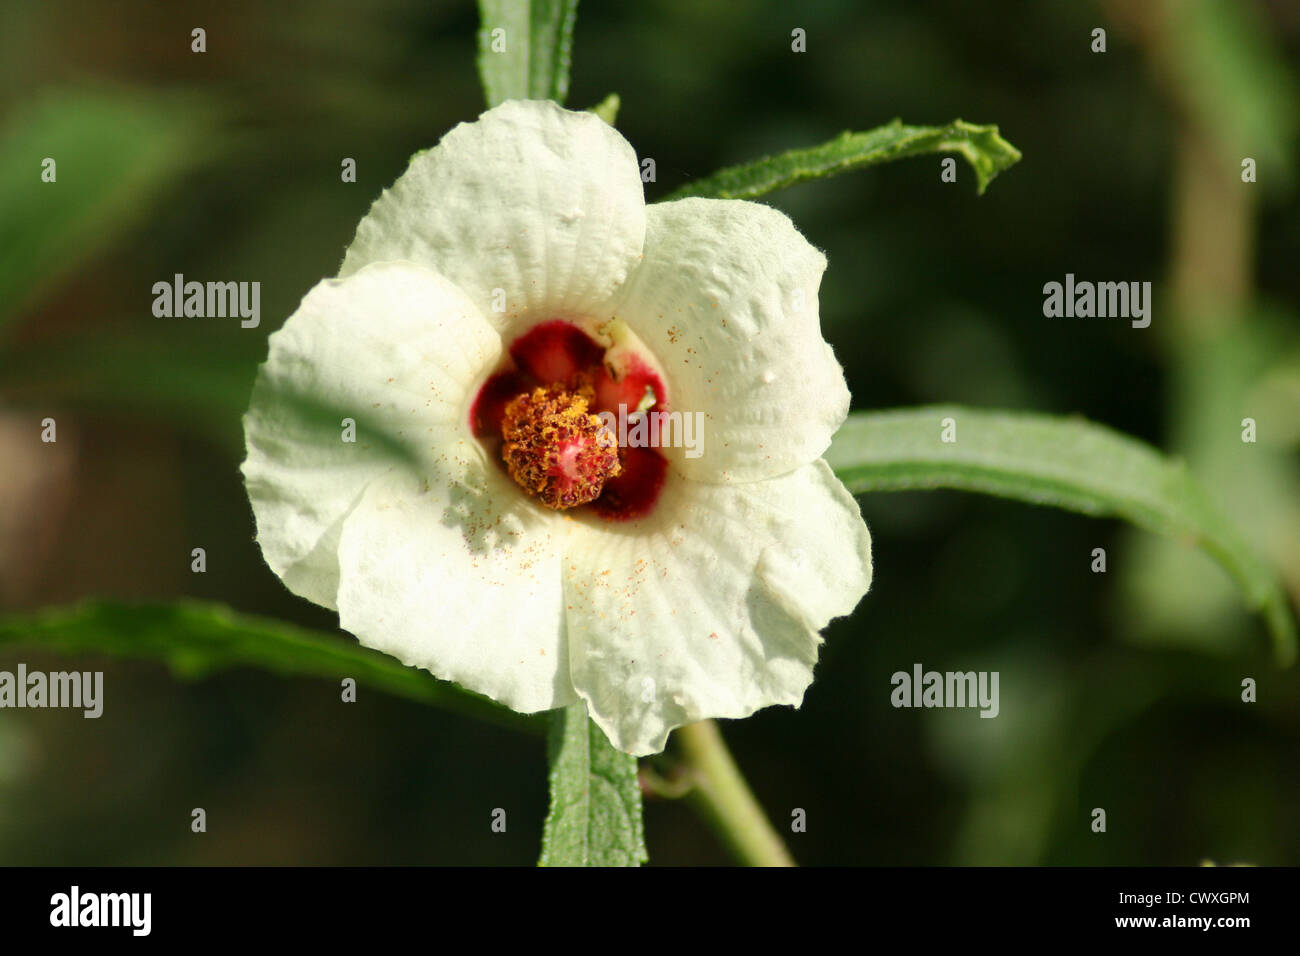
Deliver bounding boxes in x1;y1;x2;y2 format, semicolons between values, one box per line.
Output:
470;320;669;520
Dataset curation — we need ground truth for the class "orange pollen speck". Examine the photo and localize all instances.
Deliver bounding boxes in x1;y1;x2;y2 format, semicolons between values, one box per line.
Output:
501;383;621;510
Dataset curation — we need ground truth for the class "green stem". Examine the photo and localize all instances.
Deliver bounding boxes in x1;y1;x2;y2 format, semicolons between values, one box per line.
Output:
675;720;795;867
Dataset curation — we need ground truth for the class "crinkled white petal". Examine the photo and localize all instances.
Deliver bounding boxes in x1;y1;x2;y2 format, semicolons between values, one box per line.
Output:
614;198;850;483
244;259;576;712
562;458;872;755
341;99;646;335
241;260;499;609
335;466;577;714
246;105;873;734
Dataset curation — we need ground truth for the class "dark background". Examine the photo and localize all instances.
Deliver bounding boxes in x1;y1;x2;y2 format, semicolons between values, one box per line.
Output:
0;0;1297;865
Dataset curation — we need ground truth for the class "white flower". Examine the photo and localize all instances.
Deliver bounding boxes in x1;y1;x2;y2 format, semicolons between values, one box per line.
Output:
241;99;872;755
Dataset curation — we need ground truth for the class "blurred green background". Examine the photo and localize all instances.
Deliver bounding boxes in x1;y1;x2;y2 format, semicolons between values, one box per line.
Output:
1;0;1298;865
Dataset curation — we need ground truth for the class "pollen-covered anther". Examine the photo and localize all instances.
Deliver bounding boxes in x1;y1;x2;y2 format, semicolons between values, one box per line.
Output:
501;383;621;509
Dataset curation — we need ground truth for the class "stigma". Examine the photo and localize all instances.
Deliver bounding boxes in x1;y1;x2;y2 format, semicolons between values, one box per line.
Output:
500;382;621;509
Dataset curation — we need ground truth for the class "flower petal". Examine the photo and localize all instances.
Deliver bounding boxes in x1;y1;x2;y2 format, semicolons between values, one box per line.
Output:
336;466;576;713
563;459;872;755
242;261;499;609
616;198;850;483
341;100;646;334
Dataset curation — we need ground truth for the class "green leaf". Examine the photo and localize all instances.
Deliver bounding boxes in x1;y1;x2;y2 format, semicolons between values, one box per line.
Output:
539;701;647;866
0;600;538;732
1120;317;1300;652
827;407;1297;665
0;91;208;334
476;0;579;107
663;118;1021;202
